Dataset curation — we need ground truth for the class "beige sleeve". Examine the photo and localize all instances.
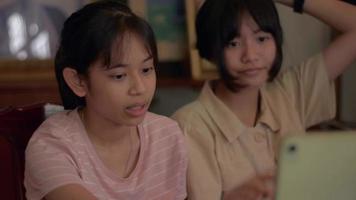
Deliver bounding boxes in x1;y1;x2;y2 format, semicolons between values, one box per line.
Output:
278;53;336;128
172;113;223;200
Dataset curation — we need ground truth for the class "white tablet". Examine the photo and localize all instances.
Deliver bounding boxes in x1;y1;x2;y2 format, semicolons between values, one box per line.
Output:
276;131;356;200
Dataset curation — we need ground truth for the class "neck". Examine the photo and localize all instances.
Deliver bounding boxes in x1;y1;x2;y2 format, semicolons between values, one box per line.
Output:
215;81;260;127
79;108;141;178
79;108;137;147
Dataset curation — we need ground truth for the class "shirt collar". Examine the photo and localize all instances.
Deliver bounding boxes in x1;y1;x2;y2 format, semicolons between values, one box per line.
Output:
198;81;280;143
258;87;281;133
198;81;246;142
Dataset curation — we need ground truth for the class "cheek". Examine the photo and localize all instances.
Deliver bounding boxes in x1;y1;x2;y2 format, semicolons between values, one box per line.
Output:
267;51;276;63
89;79;126;101
223;50;239;70
147;76;157;93
265;44;277;66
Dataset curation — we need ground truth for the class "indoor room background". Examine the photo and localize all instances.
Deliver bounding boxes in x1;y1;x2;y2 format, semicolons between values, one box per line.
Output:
0;0;355;122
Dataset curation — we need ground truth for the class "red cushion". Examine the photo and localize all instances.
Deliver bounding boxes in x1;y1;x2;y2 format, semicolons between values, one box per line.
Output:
0;136;19;200
0;103;45;200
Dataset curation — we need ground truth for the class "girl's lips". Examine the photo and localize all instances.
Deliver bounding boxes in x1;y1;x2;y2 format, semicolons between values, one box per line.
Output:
125;103;147;117
239;68;265;76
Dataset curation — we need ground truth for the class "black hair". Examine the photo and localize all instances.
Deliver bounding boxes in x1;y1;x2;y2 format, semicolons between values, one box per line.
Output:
55;0;158;109
196;0;283;90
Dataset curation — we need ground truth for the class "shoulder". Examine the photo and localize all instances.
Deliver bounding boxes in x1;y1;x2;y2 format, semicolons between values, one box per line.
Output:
142;112;183;135
273;53;325;85
142;112;186;152
265;53;327;100
33;110;80;139
26;110;83;154
144;112;178;125
172;100;205;125
171;99;211;135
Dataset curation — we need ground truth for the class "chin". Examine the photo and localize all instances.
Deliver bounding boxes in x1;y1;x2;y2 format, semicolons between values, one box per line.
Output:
249;77;268;87
127;115;146;126
234;79;266;88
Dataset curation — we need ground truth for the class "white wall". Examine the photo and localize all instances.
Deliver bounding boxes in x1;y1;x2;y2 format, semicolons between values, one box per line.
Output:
276;4;331;68
340;64;356;122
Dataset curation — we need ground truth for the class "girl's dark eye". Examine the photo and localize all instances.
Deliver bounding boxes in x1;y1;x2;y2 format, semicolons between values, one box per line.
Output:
111;74;126;80
227;41;241;48
142;67;154;74
257;36;270;43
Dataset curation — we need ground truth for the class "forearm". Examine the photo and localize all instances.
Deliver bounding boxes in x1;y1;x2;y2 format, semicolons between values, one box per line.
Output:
275;0;356;32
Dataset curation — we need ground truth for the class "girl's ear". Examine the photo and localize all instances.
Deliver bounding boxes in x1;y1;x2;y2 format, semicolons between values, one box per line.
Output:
63;68;88;97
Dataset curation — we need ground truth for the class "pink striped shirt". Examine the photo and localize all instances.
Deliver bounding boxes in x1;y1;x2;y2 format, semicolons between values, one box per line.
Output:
24;110;187;200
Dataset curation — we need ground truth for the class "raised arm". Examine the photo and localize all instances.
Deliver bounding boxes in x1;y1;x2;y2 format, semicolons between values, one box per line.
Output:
276;0;356;80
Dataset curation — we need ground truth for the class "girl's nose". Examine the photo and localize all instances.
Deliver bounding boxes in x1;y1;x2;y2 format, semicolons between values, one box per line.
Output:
128;74;146;95
241;41;259;64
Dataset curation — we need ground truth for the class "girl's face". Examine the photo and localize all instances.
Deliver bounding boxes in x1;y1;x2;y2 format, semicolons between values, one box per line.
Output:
83;34;156;126
223;11;276;89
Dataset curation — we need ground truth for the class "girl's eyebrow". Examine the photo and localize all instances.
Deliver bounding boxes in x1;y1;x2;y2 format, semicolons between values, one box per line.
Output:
253;28;263;34
107;55;153;69
142;55;153;63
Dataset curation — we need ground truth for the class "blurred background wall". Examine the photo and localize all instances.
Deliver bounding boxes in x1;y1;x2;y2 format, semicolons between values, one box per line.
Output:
0;0;355;122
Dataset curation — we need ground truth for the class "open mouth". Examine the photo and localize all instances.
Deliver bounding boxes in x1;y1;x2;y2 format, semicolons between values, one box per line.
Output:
125;103;147;117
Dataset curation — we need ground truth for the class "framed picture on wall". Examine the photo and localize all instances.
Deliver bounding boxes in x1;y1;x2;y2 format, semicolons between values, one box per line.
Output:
0;0;91;82
128;0;187;63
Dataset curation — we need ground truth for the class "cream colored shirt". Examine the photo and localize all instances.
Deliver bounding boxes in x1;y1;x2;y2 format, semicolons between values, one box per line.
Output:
172;54;336;200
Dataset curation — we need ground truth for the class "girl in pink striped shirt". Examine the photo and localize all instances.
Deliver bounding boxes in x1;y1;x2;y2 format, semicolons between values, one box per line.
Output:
24;1;187;199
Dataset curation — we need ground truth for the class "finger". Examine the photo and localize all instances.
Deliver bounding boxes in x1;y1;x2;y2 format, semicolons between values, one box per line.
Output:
249;178;270;194
258;172;275;180
258;168;276;178
260;180;276;200
224;187;260;200
238;189;261;200
251;176;277;200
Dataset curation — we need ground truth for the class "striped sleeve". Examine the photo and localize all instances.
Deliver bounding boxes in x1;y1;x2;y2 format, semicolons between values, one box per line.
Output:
24;137;84;200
